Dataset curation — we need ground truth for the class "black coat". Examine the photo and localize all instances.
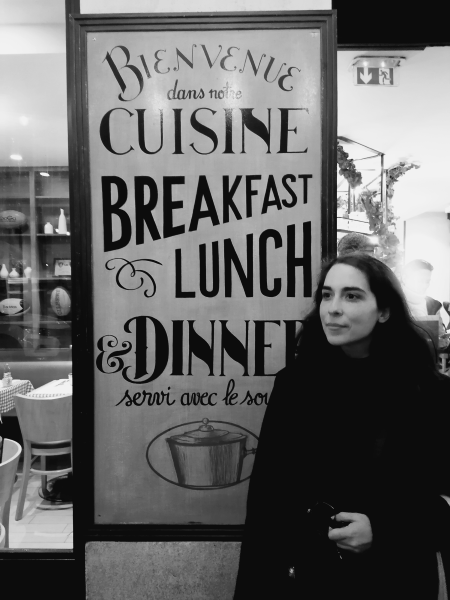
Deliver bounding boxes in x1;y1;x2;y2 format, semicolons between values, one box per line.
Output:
234;352;450;600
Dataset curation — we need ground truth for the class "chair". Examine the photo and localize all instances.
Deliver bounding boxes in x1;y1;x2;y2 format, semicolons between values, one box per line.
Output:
0;438;22;547
14;393;72;521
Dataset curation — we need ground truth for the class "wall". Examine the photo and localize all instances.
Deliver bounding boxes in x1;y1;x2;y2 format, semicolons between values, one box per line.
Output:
405;212;450;303
86;542;240;600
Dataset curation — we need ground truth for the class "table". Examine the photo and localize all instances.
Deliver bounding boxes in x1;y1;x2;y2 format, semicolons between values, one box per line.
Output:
25;378;71;398
0;379;34;414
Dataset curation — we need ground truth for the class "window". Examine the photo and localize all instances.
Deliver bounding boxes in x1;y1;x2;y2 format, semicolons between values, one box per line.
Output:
0;0;73;551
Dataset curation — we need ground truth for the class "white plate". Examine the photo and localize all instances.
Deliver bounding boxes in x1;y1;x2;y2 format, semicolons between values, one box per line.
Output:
0;306;30;317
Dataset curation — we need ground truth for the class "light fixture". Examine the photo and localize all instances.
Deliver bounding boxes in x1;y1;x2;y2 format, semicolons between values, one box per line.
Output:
40;172;50;177
349;55;406;71
10;154;22;161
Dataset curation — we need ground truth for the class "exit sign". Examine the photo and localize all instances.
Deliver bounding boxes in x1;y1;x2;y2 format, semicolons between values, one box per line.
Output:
354;66;398;86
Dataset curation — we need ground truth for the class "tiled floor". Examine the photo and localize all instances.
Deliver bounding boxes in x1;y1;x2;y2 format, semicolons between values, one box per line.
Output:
5;472;73;549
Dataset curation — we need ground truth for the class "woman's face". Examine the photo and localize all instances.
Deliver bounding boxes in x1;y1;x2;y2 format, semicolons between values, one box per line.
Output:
319;264;389;358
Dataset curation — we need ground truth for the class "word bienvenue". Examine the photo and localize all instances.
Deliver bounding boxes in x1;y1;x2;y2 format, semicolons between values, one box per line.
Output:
104;44;300;101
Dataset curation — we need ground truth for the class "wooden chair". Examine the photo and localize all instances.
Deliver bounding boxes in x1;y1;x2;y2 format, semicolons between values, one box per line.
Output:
0;438;22;547
14;394;72;521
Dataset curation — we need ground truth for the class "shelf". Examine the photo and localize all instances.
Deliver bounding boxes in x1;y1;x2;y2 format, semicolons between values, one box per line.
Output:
37;319;72;327
36;231;70;238
0;197;29;201
0;166;72;358
5;278;30;284
0;233;31;237
0;315;33;326
36;276;71;281
37;233;70;237
0;313;70;324
36;281;71;288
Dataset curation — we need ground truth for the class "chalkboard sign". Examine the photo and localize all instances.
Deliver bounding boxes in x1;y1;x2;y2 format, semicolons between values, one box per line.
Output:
69;11;336;526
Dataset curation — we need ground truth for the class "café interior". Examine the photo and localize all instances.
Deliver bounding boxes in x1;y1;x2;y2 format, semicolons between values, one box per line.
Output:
0;0;449;555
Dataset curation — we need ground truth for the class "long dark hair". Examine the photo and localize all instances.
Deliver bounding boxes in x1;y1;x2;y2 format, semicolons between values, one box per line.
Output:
296;252;438;383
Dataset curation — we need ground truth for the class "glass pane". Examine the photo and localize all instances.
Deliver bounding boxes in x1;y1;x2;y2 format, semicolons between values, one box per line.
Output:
0;1;72;552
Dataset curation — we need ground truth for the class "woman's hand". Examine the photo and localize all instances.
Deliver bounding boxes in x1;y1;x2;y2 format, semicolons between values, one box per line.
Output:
328;512;373;554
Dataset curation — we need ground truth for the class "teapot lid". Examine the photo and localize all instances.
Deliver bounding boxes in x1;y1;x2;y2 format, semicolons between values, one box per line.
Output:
167;418;247;444
182;418;229;439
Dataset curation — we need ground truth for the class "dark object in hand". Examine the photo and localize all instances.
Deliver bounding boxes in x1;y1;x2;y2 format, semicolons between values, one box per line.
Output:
306;501;338;537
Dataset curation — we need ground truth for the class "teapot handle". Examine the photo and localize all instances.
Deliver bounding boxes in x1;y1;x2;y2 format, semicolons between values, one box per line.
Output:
243;446;257;459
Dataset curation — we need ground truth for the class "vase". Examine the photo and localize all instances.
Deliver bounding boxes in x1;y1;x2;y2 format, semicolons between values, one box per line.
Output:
24;266;32;278
0;264;8;279
58;209;67;234
9;267;19;278
44;222;54;234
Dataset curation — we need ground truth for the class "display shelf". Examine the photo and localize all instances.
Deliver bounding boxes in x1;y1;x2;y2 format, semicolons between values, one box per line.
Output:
0;166;71;358
0;200;30;204
37;233;71;237
32;276;71;281
5;278;29;284
38;320;72;327
0;233;31;237
0;317;33;326
35;197;70;202
38;235;70;240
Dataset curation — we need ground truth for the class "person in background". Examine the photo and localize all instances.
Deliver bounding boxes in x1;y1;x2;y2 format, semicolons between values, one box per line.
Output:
401;259;449;348
337;232;377;256
233;252;450;600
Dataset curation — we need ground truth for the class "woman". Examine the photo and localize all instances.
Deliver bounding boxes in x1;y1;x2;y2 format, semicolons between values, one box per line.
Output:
234;252;450;600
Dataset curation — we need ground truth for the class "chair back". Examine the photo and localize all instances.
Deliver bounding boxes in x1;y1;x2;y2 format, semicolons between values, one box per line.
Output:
0;439;22;520
14;394;72;444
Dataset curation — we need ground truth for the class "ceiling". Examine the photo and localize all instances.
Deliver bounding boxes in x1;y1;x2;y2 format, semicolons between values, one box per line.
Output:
0;1;449;220
338;48;450;220
0;0;66;167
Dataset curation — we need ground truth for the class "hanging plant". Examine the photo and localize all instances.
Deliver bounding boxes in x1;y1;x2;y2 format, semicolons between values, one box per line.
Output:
386;162;420;202
359;190;380;231
338;143;419;270
337;144;363;188
359;188;401;268
359;163;419;269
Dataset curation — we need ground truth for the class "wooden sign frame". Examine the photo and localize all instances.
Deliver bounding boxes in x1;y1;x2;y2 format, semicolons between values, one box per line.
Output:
68;10;336;543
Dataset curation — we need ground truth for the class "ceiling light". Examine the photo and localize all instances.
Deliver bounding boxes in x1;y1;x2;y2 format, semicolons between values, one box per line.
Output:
19;116;29;126
40;172;50;177
10;154;22;161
